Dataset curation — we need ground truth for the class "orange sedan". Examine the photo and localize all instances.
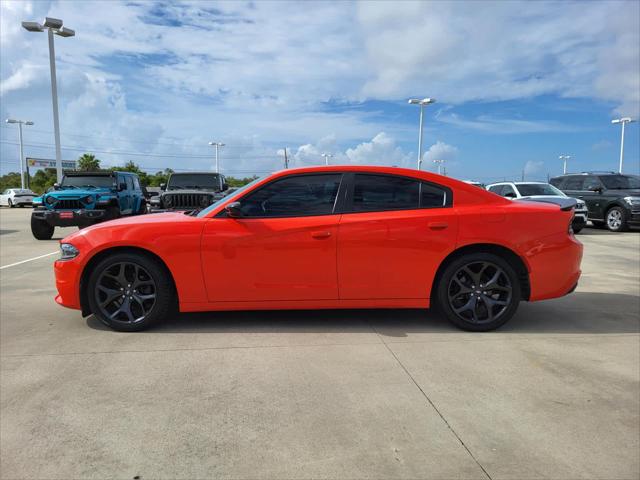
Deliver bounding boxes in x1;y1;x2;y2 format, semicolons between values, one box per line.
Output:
54;166;583;332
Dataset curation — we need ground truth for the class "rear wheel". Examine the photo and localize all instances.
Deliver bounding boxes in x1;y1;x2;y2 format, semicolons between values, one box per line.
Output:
436;253;521;331
30;216;54;240
8;199;14;208
605;206;628;232
87;252;175;331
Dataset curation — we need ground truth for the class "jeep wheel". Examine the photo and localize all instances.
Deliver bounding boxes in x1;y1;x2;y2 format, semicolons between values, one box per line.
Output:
436;253;521;331
106;206;121;221
30;216;54;240
87;252;176;332
8;199;14;208
605;206;628;232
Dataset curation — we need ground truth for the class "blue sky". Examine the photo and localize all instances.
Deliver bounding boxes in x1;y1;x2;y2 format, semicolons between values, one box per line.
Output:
1;0;638;182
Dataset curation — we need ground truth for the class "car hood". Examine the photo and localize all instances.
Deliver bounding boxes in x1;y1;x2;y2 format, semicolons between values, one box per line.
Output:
163;189;217;194
46;187;113;198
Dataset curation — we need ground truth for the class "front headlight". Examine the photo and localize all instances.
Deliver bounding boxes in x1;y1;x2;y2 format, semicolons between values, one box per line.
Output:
59;243;79;261
150;197;160;205
82;195;94;204
623;196;640;206
46;196;56;204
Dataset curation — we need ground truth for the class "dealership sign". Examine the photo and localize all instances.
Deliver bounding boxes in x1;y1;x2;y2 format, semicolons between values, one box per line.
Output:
27;158;77;169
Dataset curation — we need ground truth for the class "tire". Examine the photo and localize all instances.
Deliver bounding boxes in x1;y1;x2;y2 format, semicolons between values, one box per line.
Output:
436;252;521;332
106;206;121;221
572;223;584;234
18;204;24;208
30;216;54;240
87;252;176;332
605;206;629;232
8;199;14;208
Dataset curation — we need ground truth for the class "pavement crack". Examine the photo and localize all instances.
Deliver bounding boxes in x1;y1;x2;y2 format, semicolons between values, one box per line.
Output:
369;322;493;480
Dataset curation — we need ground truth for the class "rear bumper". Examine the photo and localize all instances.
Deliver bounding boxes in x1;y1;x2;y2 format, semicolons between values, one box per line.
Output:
33;208;106;227
525;233;583;302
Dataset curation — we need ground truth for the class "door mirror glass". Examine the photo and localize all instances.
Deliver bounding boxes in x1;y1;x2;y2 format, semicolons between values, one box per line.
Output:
225;201;243;218
222;183;229;191
118;183;127;191
160;183;166;191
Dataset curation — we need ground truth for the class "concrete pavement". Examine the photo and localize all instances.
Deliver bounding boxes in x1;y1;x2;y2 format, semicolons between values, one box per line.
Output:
1;207;638;479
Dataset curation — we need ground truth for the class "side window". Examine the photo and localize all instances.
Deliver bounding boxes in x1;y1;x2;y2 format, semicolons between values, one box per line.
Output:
420;182;448;208
563;176;585;190
549;178;563;188
582;176;602;191
502;185;517;197
125;176;134;191
239;174;342;217
132;176;141;190
352;174;419;212
488;185;504;195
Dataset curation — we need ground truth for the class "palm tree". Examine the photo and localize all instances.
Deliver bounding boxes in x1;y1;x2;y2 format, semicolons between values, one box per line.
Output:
77;153;101;171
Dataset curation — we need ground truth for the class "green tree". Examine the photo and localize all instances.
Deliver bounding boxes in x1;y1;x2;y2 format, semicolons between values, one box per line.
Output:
0;172;22;193
147;168;174;187
30;168;58;194
112;160;150;186
226;176;258;187
77;153;101;171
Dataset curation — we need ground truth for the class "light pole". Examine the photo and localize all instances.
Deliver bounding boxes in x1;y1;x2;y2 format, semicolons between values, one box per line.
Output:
433;159;444;175
22;17;75;183
559;155;571;174
611;118;636;173
321;153;333;166
5;119;34;189
208;142;225;173
408;97;436;170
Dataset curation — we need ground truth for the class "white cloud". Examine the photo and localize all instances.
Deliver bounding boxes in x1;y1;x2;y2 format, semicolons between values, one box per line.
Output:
423;141;458;166
523;160;544;176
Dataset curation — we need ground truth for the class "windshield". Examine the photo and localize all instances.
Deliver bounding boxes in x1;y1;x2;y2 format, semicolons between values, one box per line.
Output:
517;183;565;197
61;175;114;189
168;174;221;190
196;177;264;218
599;175;640;189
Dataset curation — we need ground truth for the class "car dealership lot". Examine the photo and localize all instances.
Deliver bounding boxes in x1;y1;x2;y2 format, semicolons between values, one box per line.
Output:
0;207;638;479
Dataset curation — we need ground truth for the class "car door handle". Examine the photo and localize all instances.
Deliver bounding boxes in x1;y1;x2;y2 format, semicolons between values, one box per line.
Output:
428;222;448;230
311;231;332;239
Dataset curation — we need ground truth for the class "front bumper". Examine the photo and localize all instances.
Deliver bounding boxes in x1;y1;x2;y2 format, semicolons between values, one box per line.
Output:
32;208;106;227
54;258;82;310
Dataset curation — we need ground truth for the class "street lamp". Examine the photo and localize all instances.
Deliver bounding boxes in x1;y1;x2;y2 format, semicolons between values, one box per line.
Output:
321;153;333;166
208;142;225;173
6;119;34;189
408;97;436;170
611;118;636;173
22;17;75;183
432;159;444;175
559;155;571;174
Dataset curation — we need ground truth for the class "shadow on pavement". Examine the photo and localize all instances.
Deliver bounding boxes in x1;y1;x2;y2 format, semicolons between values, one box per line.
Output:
87;291;640;337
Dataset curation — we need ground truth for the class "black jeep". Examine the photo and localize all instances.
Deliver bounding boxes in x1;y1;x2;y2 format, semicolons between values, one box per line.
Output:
150;172;229;211
550;172;640;232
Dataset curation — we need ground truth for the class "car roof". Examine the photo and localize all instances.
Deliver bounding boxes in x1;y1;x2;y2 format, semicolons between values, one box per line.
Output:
64;170;115;177
170;172;221;175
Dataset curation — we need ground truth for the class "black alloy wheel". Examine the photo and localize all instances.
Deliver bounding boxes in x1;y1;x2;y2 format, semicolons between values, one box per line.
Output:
87;253;175;331
437;253;521;331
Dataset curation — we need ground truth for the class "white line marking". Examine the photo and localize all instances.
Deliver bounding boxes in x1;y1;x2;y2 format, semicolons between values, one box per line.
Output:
0;251;58;270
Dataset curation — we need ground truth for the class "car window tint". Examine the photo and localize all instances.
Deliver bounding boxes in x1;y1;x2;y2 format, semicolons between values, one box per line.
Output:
125;176;134;190
582;177;602;190
420;182;447;207
352;174;419;212
239;174;342;217
562;176;585;190
133;176;141;190
488;185;504;195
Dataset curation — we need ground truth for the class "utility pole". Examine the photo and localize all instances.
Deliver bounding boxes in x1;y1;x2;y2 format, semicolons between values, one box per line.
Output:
612;118;636;173
321;153;333;165
208;142;225;173
408;97;436;170
559;155;571;175
5;119;34;189
283;147;289;169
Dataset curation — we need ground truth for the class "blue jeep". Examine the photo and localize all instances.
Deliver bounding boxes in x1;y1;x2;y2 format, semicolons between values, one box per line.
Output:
31;171;146;240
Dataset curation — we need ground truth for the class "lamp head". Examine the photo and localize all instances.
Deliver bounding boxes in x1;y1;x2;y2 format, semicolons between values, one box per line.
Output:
55;26;75;37
22;21;44;32
43;17;63;29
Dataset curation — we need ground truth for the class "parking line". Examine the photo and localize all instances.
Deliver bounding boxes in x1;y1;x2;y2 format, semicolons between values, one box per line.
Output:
0;251;59;270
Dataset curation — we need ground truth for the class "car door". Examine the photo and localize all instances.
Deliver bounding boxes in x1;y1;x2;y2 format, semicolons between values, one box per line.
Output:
563;175;596;219
581;176;606;220
337;173;458;300
0;190;8;206
201;173;344;302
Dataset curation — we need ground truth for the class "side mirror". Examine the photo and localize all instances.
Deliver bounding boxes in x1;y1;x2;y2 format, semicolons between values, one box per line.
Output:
222;183;229;191
118;183;127;191
160;183;166;191
504;192;517;199
224;201;242;218
53;183;60;190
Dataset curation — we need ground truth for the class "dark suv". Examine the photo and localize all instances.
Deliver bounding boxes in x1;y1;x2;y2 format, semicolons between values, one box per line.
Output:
150;172;228;211
550;172;640;232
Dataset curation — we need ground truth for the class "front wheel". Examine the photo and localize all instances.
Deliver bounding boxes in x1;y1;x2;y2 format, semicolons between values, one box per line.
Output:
436;253;521;331
572;223;584;234
8;199;14;208
605;206;628;232
30;216;54;240
87;252;176;331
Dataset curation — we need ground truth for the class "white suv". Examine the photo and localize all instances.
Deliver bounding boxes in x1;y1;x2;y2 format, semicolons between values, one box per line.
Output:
486;181;588;233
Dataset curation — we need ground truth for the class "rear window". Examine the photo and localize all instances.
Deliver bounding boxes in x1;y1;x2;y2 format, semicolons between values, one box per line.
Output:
561;176;585;190
600;175;640;189
351;174;448;212
516;184;564;196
